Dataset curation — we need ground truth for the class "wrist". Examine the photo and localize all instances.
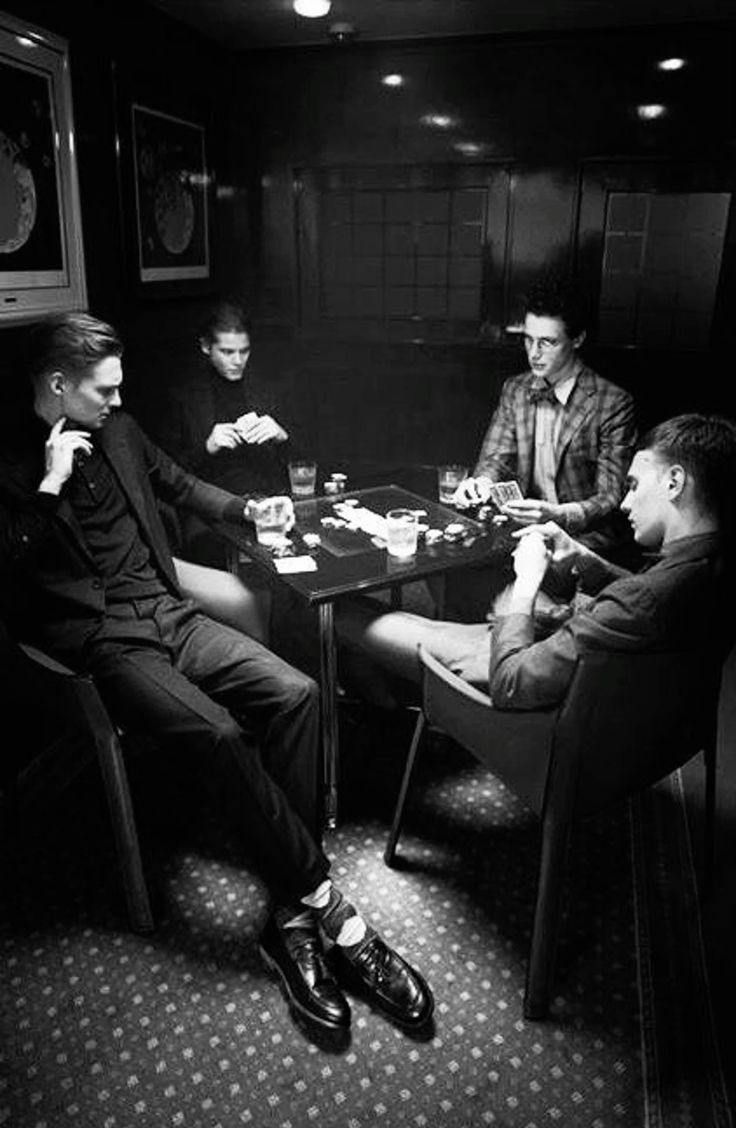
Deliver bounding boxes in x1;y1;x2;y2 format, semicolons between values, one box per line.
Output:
507;578;539;614
39;472;65;495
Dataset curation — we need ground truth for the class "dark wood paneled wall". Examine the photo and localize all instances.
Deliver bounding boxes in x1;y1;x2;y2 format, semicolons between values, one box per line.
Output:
1;10;735;470
233;26;736;466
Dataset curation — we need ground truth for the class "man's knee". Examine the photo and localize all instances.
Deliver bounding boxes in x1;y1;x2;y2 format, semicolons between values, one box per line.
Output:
278;668;319;716
208;713;246;751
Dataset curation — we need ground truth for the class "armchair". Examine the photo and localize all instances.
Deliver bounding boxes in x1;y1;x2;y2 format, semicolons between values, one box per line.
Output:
385;645;720;1019
1;623;154;932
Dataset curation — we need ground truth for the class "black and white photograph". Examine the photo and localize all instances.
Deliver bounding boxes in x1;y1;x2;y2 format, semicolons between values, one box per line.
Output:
1;3;735;1127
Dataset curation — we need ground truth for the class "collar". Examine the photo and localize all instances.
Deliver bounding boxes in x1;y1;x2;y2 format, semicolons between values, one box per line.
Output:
551;369;578;406
659;531;721;561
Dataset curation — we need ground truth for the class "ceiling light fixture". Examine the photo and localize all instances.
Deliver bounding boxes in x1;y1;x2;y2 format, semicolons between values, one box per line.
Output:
657;57;686;71
454;141;483;156
328;21;357;42
293;0;331;18
420;113;455;129
636;103;667;120
381;74;405;88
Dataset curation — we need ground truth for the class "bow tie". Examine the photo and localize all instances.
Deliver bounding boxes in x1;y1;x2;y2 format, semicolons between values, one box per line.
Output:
528;382;559;406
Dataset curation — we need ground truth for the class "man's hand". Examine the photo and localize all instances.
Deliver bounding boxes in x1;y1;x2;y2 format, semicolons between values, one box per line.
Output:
513;521;580;567
501;498;564;524
206;423;244;454
511;529;551;592
40;417;92;494
453;474;492;507
236;413;287;445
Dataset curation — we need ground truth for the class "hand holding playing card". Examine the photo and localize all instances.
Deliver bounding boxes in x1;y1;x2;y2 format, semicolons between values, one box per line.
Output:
486;480;523;509
501;497;559;524
236;412;287;445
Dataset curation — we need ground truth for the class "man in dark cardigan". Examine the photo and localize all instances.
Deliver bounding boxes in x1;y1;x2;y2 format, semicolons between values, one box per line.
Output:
158;301;293;567
0;312;433;1036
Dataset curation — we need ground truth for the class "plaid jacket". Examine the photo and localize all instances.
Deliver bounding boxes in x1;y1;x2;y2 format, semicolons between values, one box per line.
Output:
473;365;636;540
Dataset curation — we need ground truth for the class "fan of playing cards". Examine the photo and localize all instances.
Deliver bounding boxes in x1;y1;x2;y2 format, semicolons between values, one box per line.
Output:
485;480;523;511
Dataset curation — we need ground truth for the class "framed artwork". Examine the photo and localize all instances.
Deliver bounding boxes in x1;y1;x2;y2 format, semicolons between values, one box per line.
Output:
131;104;210;284
0;11;87;323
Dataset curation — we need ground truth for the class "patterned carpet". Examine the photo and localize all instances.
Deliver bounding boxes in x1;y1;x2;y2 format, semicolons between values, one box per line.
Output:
0;725;731;1128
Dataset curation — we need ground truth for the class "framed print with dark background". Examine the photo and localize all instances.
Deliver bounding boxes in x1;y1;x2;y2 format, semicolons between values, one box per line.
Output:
0;11;87;323
131;104;210;286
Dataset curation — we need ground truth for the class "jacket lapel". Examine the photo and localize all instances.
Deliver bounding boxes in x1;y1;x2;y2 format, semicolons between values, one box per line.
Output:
555;366;597;465
515;378;537;492
98;418;150;528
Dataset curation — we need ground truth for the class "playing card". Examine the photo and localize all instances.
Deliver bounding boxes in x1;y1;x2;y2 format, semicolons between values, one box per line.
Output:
486;480;523;508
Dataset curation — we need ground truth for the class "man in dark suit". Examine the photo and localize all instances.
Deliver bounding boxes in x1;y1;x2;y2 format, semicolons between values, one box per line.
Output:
337;414;735;710
0;312;433;1036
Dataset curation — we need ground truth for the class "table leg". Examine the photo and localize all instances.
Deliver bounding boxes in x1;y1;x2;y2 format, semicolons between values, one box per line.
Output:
318;602;339;829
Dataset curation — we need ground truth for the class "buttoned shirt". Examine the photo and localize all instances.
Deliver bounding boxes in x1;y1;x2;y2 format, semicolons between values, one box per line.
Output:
531;370;578;504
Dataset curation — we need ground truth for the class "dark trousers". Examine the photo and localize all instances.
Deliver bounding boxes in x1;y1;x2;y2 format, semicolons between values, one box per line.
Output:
84;594;329;905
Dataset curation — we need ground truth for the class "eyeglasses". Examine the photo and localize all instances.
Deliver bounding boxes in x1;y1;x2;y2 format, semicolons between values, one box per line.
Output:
524;335;562;352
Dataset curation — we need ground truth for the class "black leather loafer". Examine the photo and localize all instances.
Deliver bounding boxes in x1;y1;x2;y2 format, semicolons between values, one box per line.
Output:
332;934;434;1028
259;917;351;1031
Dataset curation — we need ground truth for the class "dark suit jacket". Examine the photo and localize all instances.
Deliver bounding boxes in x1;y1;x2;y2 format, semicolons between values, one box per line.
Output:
488;533;726;710
474;365;636;551
0;410;242;660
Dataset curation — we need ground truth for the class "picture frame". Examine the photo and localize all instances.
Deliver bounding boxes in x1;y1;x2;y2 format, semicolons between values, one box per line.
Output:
131;103;210;285
0;10;87;323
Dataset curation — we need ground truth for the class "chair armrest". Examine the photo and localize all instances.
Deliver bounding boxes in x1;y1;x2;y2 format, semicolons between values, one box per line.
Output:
19;642;78;678
418;646;493;706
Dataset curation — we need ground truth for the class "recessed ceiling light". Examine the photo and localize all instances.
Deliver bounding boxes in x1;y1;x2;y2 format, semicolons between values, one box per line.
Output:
637;103;667;120
657;57;686;71
420;113;455;129
293;0;331;18
454;141;483;156
382;74;405;88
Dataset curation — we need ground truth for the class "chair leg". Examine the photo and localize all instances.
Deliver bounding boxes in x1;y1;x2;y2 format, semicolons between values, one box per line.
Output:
524;810;573;1021
384;711;426;866
702;738;717;899
94;729;154;934
0;774;24;923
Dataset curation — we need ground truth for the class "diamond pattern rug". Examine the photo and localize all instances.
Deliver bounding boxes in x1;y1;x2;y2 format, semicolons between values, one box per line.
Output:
0;734;731;1128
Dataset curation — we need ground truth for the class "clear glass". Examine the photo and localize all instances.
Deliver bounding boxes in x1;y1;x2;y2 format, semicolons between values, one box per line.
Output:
385;507;418;558
251;495;295;547
288;460;317;498
437;463;468;505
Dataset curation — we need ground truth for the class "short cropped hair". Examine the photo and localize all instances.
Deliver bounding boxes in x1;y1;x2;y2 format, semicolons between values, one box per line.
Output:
25;312;123;389
642;414;736;532
198;301;251;344
523;274;589;340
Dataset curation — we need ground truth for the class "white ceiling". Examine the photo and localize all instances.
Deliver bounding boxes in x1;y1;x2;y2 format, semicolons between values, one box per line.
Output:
148;0;736;51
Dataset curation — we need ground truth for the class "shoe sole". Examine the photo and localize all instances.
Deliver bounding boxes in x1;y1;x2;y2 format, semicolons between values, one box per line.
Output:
259;943;350;1032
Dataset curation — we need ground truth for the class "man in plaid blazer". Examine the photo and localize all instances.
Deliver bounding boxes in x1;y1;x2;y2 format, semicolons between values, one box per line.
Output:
446;277;637;619
457;276;636;556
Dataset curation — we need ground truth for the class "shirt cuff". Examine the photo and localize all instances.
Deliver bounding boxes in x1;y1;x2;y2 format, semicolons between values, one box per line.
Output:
222;497;248;524
34;491;63;514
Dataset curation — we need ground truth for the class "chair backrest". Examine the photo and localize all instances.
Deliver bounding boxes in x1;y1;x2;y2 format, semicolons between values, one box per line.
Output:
554;648;720;819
